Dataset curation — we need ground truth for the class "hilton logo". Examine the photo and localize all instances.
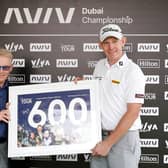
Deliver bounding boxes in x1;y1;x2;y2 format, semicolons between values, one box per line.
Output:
140;154;159;163
8;74;25;83
137;59;160;68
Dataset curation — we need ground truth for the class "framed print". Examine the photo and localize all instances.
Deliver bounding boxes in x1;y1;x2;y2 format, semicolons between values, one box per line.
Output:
8;80;101;157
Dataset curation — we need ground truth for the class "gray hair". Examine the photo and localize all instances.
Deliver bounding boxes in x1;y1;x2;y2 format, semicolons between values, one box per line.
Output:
0;48;13;60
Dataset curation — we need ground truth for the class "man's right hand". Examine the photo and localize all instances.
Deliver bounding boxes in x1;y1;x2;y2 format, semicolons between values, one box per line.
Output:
73;76;84;84
0;102;10;123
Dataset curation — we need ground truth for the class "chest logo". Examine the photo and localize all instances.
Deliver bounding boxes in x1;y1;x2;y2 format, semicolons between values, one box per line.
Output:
112;80;120;84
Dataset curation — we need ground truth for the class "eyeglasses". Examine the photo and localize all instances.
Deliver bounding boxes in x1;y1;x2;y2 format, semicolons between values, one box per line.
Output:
0;66;11;71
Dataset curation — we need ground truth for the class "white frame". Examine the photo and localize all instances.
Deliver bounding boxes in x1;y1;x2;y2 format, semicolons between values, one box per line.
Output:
8;80;101;157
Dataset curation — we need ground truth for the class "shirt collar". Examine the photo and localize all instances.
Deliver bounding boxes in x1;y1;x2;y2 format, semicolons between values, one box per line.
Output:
105;53;129;69
116;53;129;68
0;80;8;89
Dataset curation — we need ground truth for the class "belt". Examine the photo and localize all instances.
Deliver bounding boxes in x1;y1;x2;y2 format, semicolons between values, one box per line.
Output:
102;130;114;136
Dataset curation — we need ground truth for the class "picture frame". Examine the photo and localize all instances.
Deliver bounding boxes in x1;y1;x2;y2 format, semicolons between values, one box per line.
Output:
8;80;101;157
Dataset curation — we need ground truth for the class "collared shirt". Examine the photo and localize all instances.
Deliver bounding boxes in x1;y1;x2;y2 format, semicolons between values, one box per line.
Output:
0;80;8;139
93;53;145;130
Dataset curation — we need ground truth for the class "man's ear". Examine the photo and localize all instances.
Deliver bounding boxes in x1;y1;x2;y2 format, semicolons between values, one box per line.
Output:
9;65;13;72
121;37;127;47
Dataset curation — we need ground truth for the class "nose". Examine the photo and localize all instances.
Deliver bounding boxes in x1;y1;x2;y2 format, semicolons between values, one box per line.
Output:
108;43;114;49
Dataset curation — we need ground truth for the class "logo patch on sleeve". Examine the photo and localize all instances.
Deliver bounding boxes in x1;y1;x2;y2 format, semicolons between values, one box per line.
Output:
135;94;144;98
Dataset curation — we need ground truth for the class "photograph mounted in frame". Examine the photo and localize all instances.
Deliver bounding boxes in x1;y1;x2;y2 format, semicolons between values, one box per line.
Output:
8;80;101;157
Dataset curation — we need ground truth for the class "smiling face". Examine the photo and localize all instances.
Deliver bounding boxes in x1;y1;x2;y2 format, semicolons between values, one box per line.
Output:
0;56;13;87
99;36;127;65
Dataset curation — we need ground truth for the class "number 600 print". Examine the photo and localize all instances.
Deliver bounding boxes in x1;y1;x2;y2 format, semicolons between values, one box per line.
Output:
28;97;88;128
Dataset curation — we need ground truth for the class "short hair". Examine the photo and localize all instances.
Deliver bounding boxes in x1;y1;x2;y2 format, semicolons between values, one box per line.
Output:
0;48;13;60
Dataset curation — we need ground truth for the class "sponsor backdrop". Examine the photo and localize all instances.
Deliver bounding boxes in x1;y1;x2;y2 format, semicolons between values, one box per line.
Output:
0;0;167;167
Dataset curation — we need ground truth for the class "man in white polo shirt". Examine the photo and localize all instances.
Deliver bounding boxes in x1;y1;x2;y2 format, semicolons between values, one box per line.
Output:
90;24;145;168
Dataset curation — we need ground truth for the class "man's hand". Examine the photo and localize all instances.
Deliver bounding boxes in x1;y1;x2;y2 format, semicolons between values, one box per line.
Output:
0;102;10;123
73;76;84;84
91;139;112;157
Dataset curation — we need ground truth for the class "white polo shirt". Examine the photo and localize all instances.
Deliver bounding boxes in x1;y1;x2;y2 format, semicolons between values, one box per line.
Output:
93;53;145;131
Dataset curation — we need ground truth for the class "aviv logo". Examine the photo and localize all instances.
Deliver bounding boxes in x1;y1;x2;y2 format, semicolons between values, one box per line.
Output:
145;75;160;84
83;43;103;52
4;42;24;52
56;59;78;68
140;139;159;148
3;8;75;24
140;107;159;116
56;154;78;161
137;43;160;52
12;59;25;67
30;43;51;52
164;123;168;132
30;74;51;83
137;59;160;68
164;155;168;164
